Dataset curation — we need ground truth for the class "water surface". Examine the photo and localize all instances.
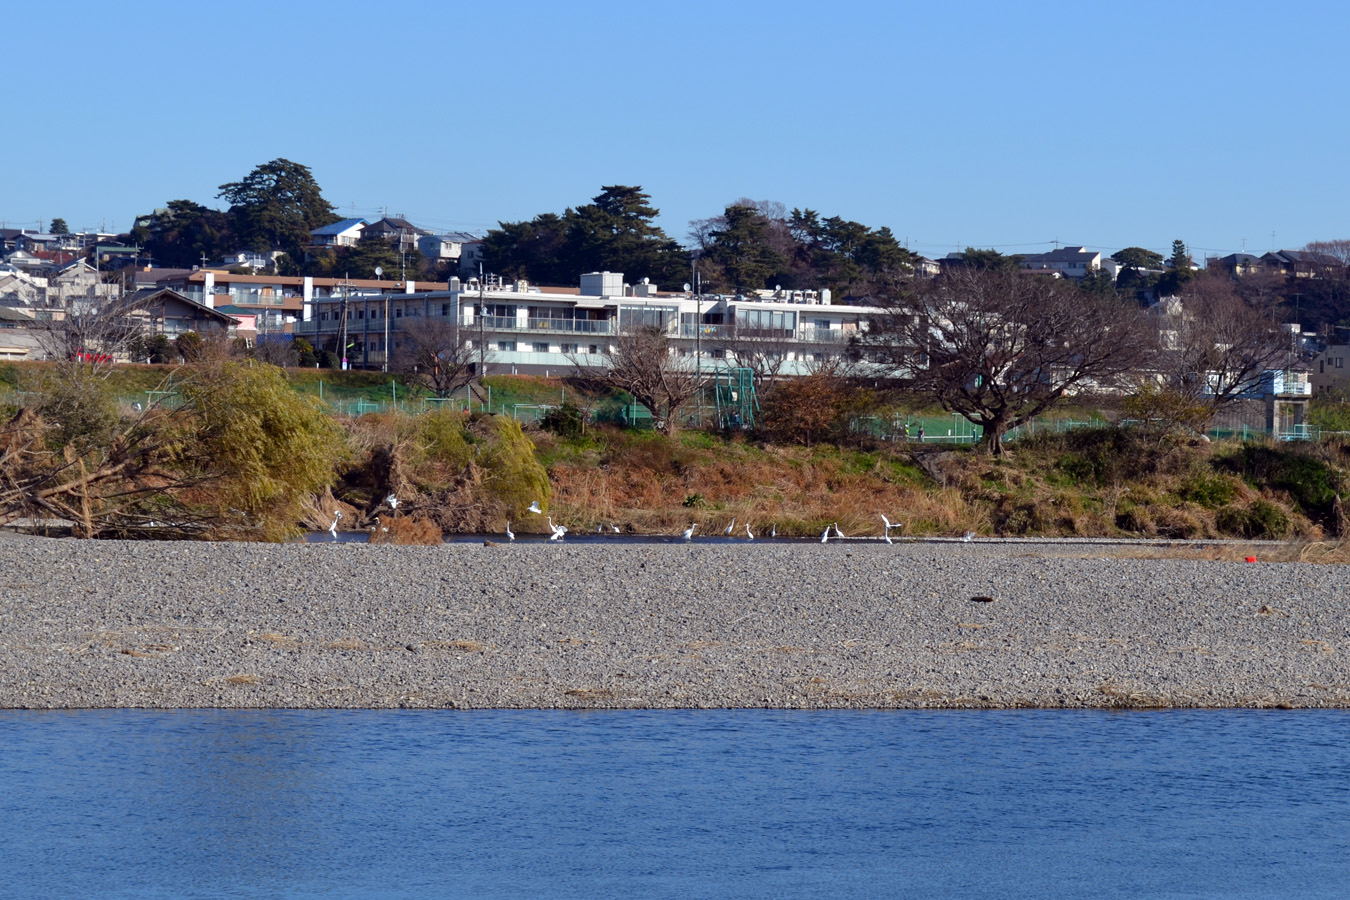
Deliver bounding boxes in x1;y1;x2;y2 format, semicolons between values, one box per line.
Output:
1;710;1346;899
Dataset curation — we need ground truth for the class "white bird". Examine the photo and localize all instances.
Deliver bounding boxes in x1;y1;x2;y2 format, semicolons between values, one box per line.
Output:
724;518;736;536
328;510;342;538
386;493;400;511
597;524;603;533
681;523;698;541
821;526;831;543
833;523;844;539
547;516;568;541
770;524;777;538
528;501;542;515
610;524;620;533
373;515;388;533
880;514;898;532
962;531;975;542
746;523;754;540
884;531;893;545
505;522;514;541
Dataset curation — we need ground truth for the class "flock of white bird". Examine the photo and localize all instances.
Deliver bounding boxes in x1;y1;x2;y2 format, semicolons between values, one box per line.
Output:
329;496;980;544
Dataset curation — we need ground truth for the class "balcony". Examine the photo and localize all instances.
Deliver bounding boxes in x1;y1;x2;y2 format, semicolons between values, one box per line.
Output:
477;315;613;335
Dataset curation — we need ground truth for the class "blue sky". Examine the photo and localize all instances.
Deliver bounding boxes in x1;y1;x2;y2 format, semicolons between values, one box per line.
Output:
6;0;1347;262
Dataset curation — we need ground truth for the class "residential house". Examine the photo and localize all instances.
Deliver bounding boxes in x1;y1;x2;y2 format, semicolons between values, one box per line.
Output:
214;250;284;271
0;306;41;360
1208;253;1264;277
1260;250;1342;278
0;270;46;307
1019;246;1101;280
1310;343;1350;394
120;288;238;339
363;217;426;254
912;256;941;278
47;259;120;305
418;231;484;274
308;217;367;251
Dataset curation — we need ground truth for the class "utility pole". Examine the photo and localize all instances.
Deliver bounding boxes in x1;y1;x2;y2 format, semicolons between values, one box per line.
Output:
339;276;350;371
478;263;486;379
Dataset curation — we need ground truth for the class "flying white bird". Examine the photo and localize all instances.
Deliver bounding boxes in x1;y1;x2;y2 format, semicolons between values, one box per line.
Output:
528;501;542;515
884;531;893;545
681;523;698;541
724;518;736;535
881;514;899;532
505;522;514;541
746;523;754;540
386;493;400;510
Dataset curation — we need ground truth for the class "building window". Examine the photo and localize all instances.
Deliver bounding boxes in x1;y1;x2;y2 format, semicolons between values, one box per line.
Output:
395;308;403;318
588;344;600;355
498;340;516;352
441;303;450;316
1337;357;1344;368
560;343;578;354
533;342;549;353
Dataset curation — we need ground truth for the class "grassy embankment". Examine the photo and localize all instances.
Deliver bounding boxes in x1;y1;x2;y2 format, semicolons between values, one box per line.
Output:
4;362;1348;554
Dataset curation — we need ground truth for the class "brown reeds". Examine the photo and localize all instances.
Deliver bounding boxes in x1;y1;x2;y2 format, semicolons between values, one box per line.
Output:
367;515;442;545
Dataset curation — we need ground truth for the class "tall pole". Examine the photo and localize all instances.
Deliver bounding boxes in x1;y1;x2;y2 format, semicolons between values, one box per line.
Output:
478;263;485;379
693;263;703;427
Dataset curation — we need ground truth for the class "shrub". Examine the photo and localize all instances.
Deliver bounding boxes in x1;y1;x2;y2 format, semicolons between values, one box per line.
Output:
1215;499;1292;539
1178;473;1239;508
1218;445;1343;525
478;415;550;517
541;401;587;439
179;362;342;540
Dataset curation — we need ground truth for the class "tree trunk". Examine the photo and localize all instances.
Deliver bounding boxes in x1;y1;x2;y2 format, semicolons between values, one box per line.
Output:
978;414;1008;455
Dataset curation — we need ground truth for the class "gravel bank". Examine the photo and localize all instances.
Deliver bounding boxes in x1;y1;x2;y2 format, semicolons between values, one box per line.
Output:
1;534;1346;709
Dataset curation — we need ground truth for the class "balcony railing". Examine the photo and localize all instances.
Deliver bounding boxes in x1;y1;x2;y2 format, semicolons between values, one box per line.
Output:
477;315;613;334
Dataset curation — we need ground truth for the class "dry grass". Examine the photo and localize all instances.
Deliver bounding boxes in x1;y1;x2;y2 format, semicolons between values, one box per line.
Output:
224;674;259;685
368;516;443;545
1112;538;1350;565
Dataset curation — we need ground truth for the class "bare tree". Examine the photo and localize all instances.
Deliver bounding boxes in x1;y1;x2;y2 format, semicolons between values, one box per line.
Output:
392;318;487;398
1149;276;1291;426
865;268;1147;454
34;296;143;367
595;325;704;435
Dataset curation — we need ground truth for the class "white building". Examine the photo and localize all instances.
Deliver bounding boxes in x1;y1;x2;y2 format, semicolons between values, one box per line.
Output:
295;271;875;374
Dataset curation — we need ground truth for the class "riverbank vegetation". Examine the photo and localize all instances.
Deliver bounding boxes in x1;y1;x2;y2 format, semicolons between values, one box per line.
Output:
2;361;1347;550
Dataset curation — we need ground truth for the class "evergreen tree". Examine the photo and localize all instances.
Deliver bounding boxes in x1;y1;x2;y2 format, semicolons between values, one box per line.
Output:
481;186;688;286
217;158;338;258
704;204;787;293
49;218;70;235
130;200;236;269
1157;239;1196;296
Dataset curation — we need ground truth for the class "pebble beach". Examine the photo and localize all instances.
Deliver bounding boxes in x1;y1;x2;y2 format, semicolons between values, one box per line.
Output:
1;533;1346;709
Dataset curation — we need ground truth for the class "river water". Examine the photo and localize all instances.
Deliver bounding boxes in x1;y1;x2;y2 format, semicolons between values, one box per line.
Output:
2;709;1347;899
